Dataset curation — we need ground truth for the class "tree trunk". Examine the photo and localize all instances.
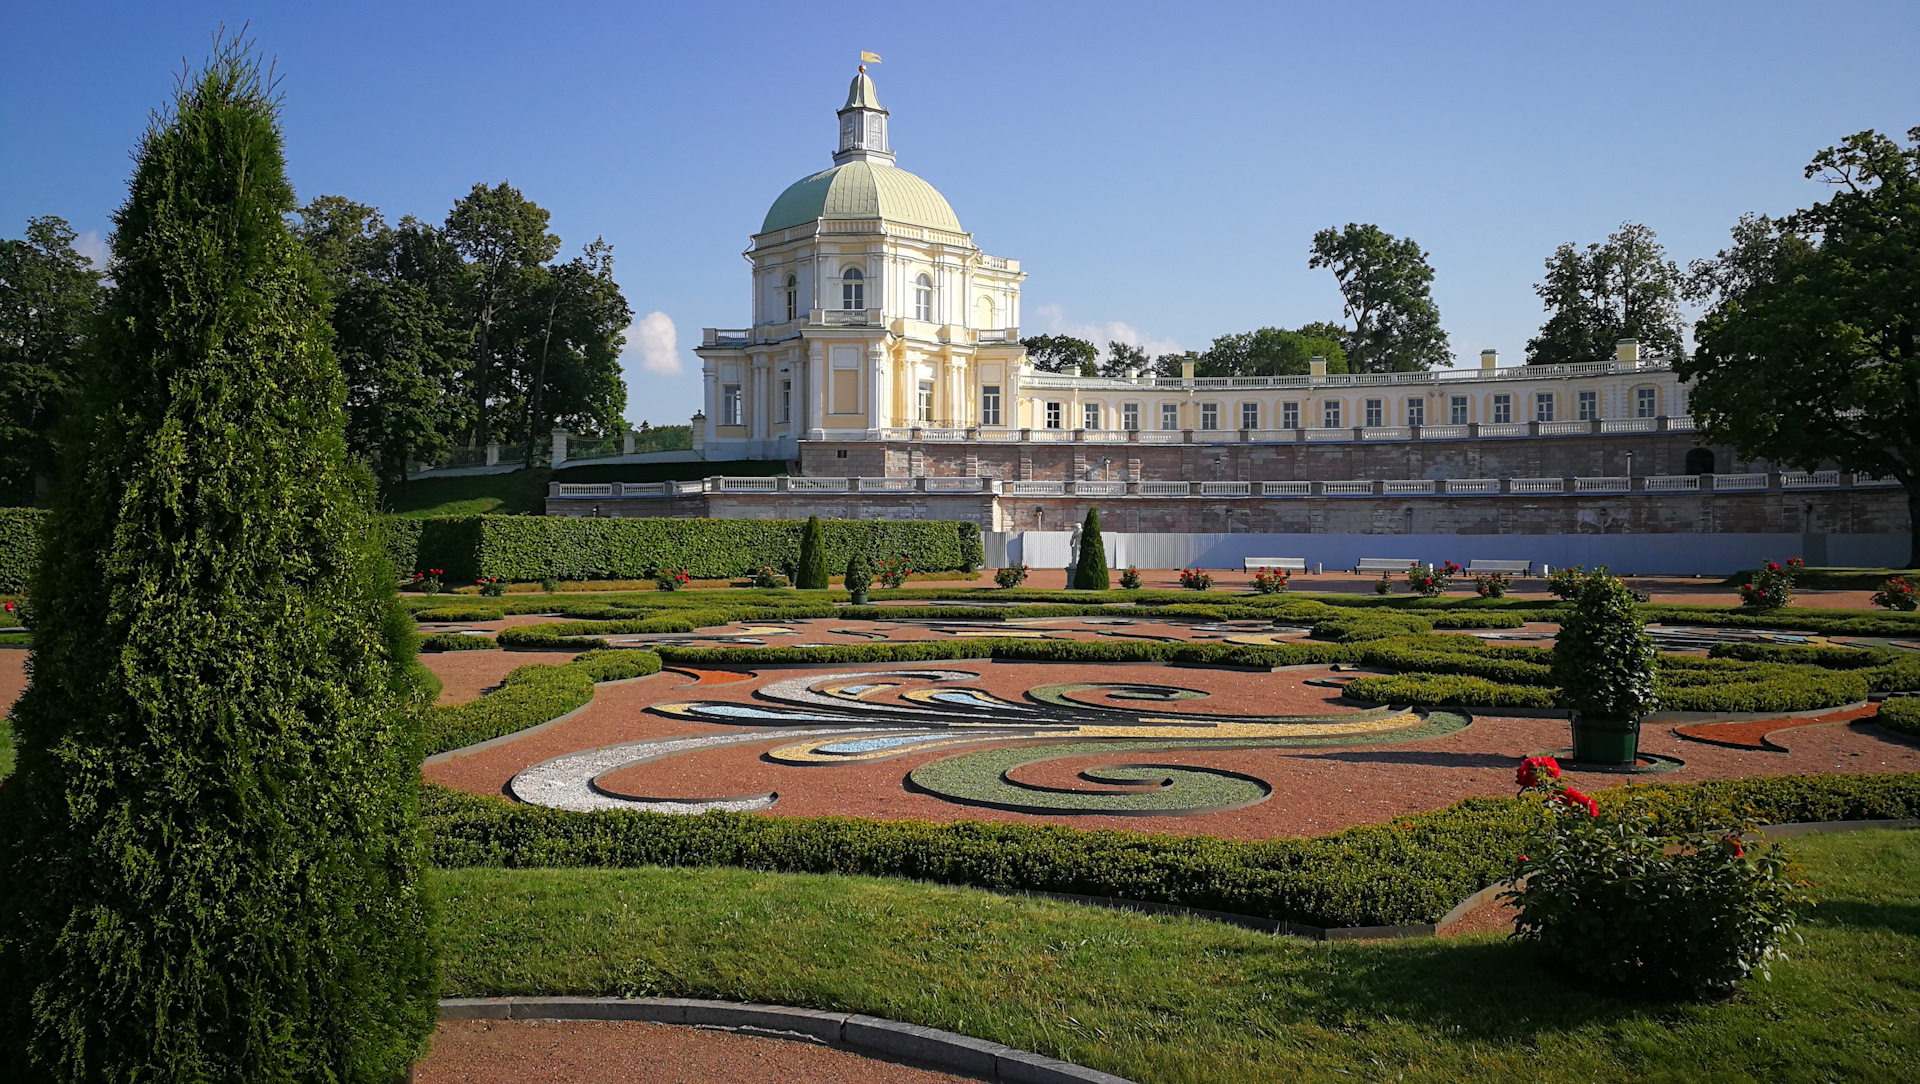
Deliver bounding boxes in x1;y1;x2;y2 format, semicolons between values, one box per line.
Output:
523;293;557;468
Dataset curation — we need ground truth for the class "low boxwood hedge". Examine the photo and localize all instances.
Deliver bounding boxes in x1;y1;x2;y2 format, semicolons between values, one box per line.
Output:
1310;612;1435;643
0;507;49;594
1875;698;1920;737
652;638;1360;670
423;650;662;755
414;604;508;623
1344;673;1561;709
419;632;500;652
419;772;1920;929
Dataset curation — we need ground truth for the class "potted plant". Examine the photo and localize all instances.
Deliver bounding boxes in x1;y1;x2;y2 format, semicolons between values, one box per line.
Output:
844;549;873;605
1551;568;1658;765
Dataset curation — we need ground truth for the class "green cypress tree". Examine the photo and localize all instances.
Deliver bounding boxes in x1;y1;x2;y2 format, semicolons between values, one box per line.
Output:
0;42;437;1082
797;513;829;589
1073;505;1110;590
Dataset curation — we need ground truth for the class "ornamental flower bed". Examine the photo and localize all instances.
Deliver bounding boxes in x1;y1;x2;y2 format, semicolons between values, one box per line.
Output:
1547;564;1585;601
1179;568;1214;591
751;566;785;589
1474;571;1512;598
1119;566;1142;590
1871;575;1920;611
1251;567;1292;594
1737;558;1803;609
410;568;446;594
654;568;692;592
1504;756;1809;998
1405;561;1461;598
994;565;1029;588
476;576;506;597
875;557;912;589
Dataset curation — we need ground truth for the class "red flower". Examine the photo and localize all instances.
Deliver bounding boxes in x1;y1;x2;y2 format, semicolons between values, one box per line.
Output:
1516;755;1562;789
1767;562;1780;571
1555;788;1598;816
1723;834;1747;857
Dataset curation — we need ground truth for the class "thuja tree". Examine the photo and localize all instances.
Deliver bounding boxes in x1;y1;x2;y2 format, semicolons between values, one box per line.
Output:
796;513;829;589
1072;505;1109;590
0;44;437;1082
1550;568;1658;720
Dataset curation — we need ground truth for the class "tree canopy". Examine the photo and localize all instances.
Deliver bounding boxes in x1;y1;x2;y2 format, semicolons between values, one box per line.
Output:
1525;222;1685;365
1308;223;1450;371
1197;326;1348;378
1680;127;1920;565
1020;333;1099;376
0;216;101;503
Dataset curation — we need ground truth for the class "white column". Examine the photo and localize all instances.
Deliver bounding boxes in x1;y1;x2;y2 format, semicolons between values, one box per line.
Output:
867;342;888;433
946;351;965;427
750;358;771;454
806;340;825;439
701;361;719;447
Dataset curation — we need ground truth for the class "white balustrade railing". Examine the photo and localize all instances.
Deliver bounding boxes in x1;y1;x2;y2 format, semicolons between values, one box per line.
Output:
1538;420;1590;436
718;476;779;492
1006;480;1066;496
622;482;666;496
1666;415;1697;431
1028;429;1073;442
917;428;967;441
1855;473;1902;486
1445;478;1501;494
669;480;708;495
1260;480;1311;496
1304;427;1348;442
1382;479;1435;495
1321;480;1376;496
1600;418;1657;434
555;483;613;497
788;477;849;492
1781;470;1840;488
1200;481;1252;496
1361;427;1411;441
1076;480;1127;496
1417;425;1469;440
1643;475;1700;492
1574;476;1630;493
1137;430;1184;443
1081;430;1128;442
1510;477;1564;494
1712;473;1768;491
1243;429;1296;443
923;477;985;493
1139;480;1192;496
859;477;916;492
1478;423;1529;438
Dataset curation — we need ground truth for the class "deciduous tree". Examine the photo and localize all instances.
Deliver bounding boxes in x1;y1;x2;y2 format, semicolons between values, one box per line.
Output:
1308;223;1450;372
1020;333;1098;376
1525;222;1684;365
445;182;559;446
0;216;102;503
1681;127;1920;566
1199;327;1349;377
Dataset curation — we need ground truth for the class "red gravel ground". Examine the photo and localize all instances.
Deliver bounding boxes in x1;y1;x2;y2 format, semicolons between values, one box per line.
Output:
422;649;580;706
0;648;26;714
416;1020;979;1084
422;660;1920;840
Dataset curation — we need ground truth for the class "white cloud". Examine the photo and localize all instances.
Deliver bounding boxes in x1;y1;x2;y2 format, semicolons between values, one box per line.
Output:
1031;303;1183;360
73;231;110;271
626;311;684;375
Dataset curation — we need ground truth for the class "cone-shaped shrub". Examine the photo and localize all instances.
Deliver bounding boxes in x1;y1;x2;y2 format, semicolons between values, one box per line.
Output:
844;545;873;594
0;43;436;1082
1072;505;1110;590
1552;568;1658;720
796;513;829;589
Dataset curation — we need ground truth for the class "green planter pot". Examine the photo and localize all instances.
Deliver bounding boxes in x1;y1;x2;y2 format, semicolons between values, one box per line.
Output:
1571;715;1641;765
849;589;869;605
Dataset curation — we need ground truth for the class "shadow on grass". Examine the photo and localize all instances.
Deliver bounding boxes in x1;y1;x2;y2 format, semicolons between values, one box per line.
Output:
1804;900;1920;938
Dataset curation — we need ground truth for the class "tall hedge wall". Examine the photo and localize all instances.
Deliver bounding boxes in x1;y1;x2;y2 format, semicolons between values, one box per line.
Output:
472;516;976;581
0;508;48;594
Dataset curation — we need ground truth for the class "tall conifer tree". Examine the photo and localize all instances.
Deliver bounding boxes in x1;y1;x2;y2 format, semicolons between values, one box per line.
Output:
796;514;829;590
1073;506;1109;590
0;39;436;1082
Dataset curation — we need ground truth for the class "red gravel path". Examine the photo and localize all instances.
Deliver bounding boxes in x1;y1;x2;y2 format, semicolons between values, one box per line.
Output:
422;649;579;706
417;1020;979;1084
0;648;26;716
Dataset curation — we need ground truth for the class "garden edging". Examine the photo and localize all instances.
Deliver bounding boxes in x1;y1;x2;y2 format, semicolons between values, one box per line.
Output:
438;996;1136;1084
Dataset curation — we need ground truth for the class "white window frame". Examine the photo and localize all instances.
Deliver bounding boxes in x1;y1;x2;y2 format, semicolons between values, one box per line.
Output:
777;378;791;423
784;274;797;321
1406;397;1425;427
1281;401;1300;429
1449;395;1469;425
1364;398;1384;427
1636;386;1658;418
1083;402;1101;430
1045;401;1063;429
1240;401;1260;430
1122;402;1140;431
1491;393;1513;424
1577;389;1598;421
917;380;934;423
914;273;933;322
1160;403;1180;430
981;384;1002;427
841;266;864;310
1322;400;1342;428
721;383;743;426
1200;402;1220;430
1535;392;1554;423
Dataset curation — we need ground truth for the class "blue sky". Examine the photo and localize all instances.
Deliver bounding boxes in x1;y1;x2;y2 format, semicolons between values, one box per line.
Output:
4;2;1916;426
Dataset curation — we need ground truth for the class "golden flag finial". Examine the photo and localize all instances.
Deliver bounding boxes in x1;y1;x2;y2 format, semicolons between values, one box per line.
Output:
861;50;882;64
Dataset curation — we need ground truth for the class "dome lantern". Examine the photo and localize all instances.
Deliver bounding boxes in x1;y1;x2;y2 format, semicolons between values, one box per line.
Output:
835;65;893;165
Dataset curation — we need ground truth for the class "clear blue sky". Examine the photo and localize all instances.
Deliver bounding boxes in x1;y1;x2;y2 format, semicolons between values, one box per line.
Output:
4;2;1916;426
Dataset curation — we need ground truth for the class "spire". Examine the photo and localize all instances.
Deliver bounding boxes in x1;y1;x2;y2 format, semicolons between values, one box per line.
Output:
834;66;893;165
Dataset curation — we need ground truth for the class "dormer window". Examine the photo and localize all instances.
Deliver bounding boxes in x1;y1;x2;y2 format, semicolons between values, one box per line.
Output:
784;274;797;321
842;267;864;310
914;274;933;321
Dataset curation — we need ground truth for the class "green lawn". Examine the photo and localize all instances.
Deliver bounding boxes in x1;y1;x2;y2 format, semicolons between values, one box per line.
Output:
380;468;553;517
436;829;1920;1084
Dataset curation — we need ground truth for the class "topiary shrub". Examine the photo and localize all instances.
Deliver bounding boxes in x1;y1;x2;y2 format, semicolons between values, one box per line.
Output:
1552;568;1658;721
844;547;872;596
0;43;435;1081
1071;506;1109;590
796;514;829;590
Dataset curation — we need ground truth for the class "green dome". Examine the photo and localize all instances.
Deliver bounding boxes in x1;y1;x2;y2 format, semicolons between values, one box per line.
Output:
760;160;963;235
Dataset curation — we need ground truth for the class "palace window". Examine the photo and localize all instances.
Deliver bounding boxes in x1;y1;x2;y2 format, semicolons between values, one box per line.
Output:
1281;401;1300;429
1122;402;1140;431
1449;395;1469;425
1084;402;1101;430
1046;401;1063;429
1535;392;1554;422
1241;402;1261;430
1578;390;1598;421
1636;387;1658;417
1201;403;1220;430
918;380;934;423
841;266;864;310
914;273;933;322
981;384;1002;426
1161;403;1180;430
784;274;797;321
1364;398;1384;427
778;379;791;422
1491;393;1513;424
1322;400;1342;428
1406;397;1425;427
721;383;743;426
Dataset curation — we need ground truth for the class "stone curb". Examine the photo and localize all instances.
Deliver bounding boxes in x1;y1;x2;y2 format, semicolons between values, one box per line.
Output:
438;997;1136;1083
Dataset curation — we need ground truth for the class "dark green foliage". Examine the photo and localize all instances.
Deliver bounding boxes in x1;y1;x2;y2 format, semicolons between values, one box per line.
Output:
1425;610;1526;629
843;545;872;594
1309;611;1434;642
1874;698;1920;736
796;514;828;590
420;772;1920;930
419;632;500;652
473;514;970;582
412;604;506;623
0;507;49;592
1553;569;1659;719
655;638;1358;669
0;217;103;504
1345;673;1561;709
1072;506;1109;590
0;45;435;1082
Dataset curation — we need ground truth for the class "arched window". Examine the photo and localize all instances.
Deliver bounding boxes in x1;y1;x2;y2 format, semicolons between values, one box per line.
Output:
1684;448;1716;475
784;274;797;321
914;273;933;322
976;296;994;329
842;266;864;311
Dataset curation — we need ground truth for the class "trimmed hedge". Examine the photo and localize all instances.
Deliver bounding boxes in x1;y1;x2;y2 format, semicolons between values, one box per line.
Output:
1344;673;1561;709
424;650;662;755
419;772;1920;929
473;516;976;582
0;508;48;594
1310;612;1434;643
1875;698;1920;737
652;638;1360;670
413;604;507;623
419;633;500;653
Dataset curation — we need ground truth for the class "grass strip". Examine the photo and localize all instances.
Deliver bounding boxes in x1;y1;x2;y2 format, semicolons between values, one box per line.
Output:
423;650;660;755
432;829;1920;1084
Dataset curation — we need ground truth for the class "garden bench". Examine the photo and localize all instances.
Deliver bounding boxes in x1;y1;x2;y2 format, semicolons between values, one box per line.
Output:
1355;558;1419;574
1243;557;1307;572
1466;559;1533;576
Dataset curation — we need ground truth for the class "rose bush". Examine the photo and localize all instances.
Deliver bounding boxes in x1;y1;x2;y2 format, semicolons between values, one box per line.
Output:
1251;567;1291;595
